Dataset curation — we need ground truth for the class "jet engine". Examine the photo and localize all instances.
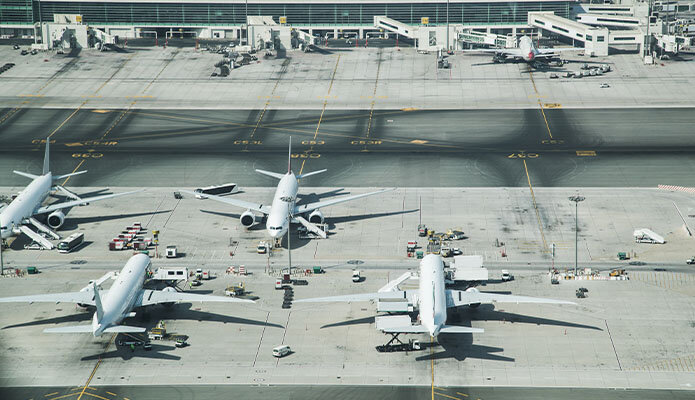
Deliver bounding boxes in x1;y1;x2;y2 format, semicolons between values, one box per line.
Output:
308;209;324;224
466;287;481;308
47;210;65;229
240;210;255;227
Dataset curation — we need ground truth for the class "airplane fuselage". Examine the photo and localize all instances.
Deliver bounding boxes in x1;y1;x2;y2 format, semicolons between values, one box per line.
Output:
0;173;52;239
91;254;150;336
519;36;537;62
266;173;298;239
418;255;448;336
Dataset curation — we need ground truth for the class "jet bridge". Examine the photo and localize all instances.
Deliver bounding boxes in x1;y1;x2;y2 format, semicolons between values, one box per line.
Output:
373;16;417;39
529;11;643;56
459;30;517;48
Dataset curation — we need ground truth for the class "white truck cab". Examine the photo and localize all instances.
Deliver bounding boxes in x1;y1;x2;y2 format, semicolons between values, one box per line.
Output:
501;270;513;282
272;345;291;357
352;270;361;282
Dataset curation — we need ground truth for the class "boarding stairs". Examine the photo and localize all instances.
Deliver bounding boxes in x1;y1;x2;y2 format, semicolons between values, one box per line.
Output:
294;215;327;239
18;225;55;250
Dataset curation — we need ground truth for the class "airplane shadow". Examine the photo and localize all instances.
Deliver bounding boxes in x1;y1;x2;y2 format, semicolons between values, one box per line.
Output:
81;342;181;361
199;210;266;231
453;304;603;331
416;334;515;362
3;310;91;330
295;188;348;204
326;209;419;227
60;210;172;230
321;315;375;329
140;303;285;329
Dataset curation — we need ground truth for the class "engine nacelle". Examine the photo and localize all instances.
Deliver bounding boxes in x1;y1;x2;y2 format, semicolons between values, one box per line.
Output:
47;210;65;229
240;210;255;227
308;209;324;224
465;287;480;308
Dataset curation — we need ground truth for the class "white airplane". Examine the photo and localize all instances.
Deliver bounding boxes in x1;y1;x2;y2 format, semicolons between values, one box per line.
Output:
464;36;581;65
296;254;575;337
0;254;253;336
0;139;141;249
180;138;394;240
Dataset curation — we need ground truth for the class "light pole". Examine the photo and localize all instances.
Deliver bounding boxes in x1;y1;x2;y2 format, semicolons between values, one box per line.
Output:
568;195;585;277
446;0;450;51
281;195;294;273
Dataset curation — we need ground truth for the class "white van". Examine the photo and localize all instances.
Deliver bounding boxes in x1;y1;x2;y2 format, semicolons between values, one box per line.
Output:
272;345;291;358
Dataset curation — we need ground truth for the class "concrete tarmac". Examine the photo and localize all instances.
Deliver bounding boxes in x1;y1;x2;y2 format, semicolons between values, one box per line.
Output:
1;108;694;187
2;385;694;400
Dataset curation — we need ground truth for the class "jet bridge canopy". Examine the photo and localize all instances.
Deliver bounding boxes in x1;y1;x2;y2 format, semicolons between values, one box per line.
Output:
529;11;644;56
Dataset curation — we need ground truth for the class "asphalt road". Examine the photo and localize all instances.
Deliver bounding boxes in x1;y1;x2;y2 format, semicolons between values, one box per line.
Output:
1;107;694;187
3;385;694;400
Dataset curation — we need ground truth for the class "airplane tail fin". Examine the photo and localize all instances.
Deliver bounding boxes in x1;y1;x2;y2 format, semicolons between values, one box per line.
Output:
44;325;93;333
43;138;50;175
93;283;104;322
287;136;292;173
296;169;327;180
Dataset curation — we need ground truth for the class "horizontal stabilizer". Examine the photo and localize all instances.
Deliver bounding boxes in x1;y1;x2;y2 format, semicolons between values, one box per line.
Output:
13;170;40;180
44;325;93;333
297;169;327;180
382;325;429;333
53;170;88;181
103;325;146;333
439;325;484;334
255;169;286;180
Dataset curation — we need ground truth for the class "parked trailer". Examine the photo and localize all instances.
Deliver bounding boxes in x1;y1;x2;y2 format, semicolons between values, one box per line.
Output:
57;233;84;253
194;183;239;199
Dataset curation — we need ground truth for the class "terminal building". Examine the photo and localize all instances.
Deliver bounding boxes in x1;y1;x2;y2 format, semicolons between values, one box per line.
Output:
0;0;692;57
1;0;574;39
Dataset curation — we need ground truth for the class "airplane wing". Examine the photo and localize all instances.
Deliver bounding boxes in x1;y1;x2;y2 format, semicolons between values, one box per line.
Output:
293;188;395;214
295;290;409;303
179;189;271;214
35;189;144;215
446;289;575;308
137;289;255;307
381;324;483;334
0;291;100;306
462;48;524;57
537;47;582;55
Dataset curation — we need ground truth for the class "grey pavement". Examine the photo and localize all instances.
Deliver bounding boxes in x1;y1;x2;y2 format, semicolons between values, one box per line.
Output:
1;46;695;110
1;108;695;187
